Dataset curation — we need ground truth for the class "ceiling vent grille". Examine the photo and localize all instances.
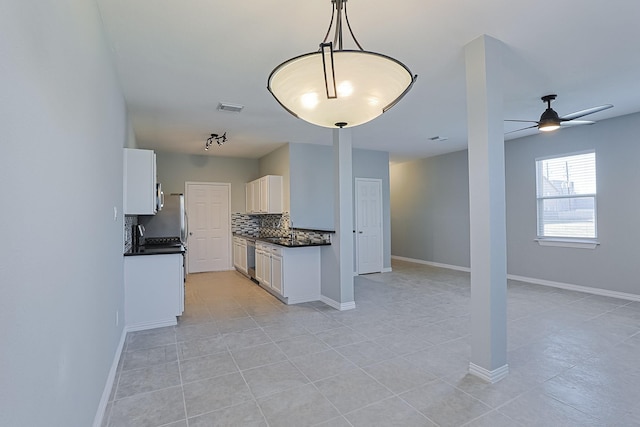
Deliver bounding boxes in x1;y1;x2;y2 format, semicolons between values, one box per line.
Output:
217;102;244;113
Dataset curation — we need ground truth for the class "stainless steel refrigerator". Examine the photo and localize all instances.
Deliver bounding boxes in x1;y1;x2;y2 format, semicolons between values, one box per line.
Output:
139;193;188;246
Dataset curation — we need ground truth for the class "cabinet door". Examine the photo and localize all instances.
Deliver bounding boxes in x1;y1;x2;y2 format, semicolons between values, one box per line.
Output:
240;243;248;273
233;241;241;269
271;254;283;295
262;250;272;288
255;248;264;283
252;180;260;214
259;177;268;213
245;183;253;213
124;148;157;215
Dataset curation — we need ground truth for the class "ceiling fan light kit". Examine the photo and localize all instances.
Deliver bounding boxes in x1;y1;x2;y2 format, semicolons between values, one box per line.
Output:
267;0;417;129
505;94;613;135
537;94;561;132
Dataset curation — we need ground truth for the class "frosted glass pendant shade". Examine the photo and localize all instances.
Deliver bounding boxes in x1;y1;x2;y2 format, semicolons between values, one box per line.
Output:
268;49;416;128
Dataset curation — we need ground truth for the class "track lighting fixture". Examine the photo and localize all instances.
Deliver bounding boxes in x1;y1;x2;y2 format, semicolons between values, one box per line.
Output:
205;132;227;150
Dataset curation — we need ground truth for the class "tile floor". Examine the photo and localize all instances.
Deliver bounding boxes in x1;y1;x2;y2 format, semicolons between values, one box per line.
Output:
103;260;640;426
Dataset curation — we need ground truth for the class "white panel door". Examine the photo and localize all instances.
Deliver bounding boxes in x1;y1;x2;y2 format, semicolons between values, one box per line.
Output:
355;178;383;274
186;182;231;273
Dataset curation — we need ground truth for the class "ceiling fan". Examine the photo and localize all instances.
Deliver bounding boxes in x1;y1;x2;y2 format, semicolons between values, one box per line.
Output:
505;94;613;134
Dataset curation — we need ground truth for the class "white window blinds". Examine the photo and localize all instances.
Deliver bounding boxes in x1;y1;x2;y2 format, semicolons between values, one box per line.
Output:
535;152;597;239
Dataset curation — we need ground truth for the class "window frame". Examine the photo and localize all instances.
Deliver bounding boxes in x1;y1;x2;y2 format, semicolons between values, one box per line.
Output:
534;150;599;249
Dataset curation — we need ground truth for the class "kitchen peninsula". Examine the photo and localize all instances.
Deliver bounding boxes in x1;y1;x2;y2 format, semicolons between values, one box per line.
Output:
233;228;332;305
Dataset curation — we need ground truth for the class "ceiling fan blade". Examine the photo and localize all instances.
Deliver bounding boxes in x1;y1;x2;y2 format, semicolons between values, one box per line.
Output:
560;120;595;127
505;125;538;135
505;119;539;123
561;104;613;121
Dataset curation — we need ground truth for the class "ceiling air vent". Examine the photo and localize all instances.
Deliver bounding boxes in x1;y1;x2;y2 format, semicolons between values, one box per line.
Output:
217;102;244;113
428;136;448;142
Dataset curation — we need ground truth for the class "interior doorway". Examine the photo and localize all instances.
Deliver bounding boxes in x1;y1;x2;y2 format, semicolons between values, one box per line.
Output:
355;178;383;274
185;182;231;273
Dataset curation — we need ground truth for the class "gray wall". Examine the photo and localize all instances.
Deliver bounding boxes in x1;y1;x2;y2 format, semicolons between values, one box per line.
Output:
390;150;471;268
155;151;259;213
259;144;291;212
289;143;334;230
287;144;393;270
353;148;393;270
0;1;128;425
505;112;640;295
390;112;640;296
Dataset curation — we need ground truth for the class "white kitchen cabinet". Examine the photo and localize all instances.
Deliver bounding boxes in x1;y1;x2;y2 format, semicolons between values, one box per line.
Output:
124;253;184;331
233;236;248;275
245;175;283;214
255;243;265;283
256;242;272;288
255;242;320;304
251;180;260;213
124;148;159;215
271;251;283;295
245;183;253;214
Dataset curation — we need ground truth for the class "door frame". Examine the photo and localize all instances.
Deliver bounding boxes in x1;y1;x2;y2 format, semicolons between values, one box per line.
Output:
185;181;233;273
355;177;383;275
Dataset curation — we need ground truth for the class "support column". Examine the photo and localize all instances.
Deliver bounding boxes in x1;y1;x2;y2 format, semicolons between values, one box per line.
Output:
320;128;355;310
465;35;508;383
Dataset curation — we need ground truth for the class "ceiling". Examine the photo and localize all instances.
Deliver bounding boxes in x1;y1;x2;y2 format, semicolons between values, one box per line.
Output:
96;0;640;163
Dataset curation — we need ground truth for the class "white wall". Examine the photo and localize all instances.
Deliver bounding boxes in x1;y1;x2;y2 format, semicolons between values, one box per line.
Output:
0;1;128;425
390;113;640;296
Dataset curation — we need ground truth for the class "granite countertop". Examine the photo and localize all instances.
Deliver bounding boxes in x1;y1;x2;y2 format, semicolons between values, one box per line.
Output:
124;244;186;256
233;233;331;248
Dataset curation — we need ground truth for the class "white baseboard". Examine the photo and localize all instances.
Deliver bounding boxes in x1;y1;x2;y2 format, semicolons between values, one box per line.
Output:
125;318;177;333
391;255;471;273
507;274;640;302
392;256;640;302
287;294;322;305
469;362;509;383
320;295;356;311
353;267;393;277
92;328;127;427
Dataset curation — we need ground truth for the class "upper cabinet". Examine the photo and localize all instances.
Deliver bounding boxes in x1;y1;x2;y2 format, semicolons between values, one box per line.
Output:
246;175;283;214
124;148;160;215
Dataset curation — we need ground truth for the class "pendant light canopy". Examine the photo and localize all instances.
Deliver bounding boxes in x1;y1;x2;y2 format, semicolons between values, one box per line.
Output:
267;0;417;129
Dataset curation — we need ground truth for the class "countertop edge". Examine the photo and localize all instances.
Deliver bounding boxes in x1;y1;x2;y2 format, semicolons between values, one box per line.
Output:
233;233;331;248
124;245;186;256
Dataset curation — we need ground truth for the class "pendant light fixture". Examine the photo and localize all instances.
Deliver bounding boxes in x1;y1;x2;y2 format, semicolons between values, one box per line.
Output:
267;0;417;129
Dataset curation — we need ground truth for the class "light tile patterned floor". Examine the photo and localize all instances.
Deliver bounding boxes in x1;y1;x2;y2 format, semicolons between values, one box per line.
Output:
104;260;640;426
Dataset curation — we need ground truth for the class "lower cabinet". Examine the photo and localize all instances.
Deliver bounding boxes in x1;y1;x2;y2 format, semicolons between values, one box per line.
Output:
124;253;184;331
255;242;320;304
233;236;248;275
271;253;283;295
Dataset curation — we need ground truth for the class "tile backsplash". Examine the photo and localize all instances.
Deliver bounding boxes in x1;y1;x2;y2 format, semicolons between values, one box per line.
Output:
124;215;137;252
231;212;331;243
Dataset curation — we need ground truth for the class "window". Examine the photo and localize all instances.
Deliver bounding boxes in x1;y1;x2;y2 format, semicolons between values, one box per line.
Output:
535;151;597;243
